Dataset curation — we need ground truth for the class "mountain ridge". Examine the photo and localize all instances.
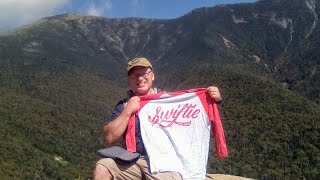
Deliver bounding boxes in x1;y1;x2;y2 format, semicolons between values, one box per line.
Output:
0;0;319;179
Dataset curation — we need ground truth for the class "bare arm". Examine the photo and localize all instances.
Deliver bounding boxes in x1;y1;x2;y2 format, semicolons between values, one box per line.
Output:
103;96;140;144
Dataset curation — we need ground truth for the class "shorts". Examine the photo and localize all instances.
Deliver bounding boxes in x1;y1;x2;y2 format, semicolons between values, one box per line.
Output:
96;155;182;180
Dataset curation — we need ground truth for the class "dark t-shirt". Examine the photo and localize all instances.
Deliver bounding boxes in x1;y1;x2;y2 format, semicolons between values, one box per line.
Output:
111;100;147;155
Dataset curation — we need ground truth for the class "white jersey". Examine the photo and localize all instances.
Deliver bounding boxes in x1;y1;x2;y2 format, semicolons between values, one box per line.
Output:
134;88;227;180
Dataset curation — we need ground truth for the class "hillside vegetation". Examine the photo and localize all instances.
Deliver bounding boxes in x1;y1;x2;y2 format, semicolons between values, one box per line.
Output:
0;0;319;179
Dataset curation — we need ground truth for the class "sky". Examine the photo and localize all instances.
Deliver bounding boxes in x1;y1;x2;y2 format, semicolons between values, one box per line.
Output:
0;0;257;32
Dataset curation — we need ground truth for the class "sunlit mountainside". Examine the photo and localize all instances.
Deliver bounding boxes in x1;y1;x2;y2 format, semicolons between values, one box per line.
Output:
0;0;319;179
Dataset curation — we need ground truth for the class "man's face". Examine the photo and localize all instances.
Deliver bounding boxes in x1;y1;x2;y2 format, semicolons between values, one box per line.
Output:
128;66;154;96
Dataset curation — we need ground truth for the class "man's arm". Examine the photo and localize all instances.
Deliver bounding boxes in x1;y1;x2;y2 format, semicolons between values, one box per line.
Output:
103;96;140;144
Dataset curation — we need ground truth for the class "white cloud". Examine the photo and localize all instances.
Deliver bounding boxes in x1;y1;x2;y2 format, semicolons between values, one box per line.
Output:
0;0;69;32
86;0;112;17
87;3;102;16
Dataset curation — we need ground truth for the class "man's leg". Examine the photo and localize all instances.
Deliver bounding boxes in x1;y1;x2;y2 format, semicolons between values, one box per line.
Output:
94;158;143;180
94;164;113;180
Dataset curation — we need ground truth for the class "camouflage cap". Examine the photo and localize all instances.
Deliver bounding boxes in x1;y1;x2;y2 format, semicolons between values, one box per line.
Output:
127;57;153;73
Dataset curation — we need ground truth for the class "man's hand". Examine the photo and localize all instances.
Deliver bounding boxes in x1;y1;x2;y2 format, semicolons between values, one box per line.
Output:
124;96;140;114
206;86;222;103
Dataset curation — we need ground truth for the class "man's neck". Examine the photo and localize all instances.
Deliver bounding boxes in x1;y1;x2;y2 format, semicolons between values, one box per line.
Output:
130;87;159;97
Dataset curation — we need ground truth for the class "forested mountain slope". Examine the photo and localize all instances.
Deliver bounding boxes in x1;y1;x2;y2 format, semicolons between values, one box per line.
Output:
0;0;319;179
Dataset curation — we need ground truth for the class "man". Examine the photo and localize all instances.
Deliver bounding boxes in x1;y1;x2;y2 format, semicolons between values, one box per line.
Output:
94;57;222;180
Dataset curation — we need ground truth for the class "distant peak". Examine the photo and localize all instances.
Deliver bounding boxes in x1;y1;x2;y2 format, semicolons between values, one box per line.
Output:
42;13;85;21
56;13;84;19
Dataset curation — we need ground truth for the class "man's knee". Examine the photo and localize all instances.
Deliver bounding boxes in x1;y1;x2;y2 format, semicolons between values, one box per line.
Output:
94;164;112;180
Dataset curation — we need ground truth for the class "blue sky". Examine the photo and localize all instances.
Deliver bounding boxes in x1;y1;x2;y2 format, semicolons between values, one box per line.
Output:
0;0;257;32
